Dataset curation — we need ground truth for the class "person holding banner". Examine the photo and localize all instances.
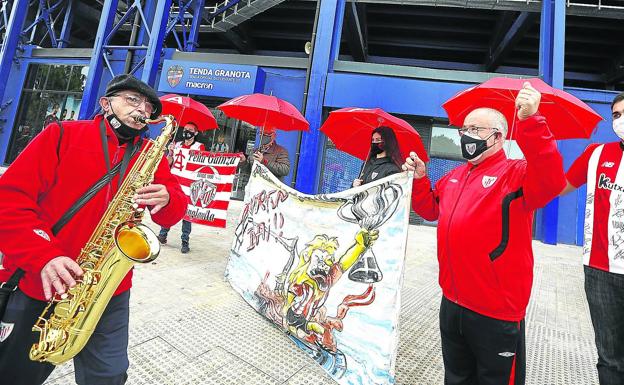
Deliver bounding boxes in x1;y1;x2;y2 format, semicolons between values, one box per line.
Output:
352;126;402;187
241;130;290;181
403;82;566;385
159;121;205;253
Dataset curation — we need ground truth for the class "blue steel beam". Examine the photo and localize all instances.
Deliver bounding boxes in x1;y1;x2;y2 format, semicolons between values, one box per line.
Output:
486;11;537;72
58;0;74;48
344;2;366;62
136;0;157;47
166;0;195;51
141;0;172;86
78;0;120;119
0;0;29;104
22;0;66;48
295;0;346;194
186;0;205;52
538;0;566;245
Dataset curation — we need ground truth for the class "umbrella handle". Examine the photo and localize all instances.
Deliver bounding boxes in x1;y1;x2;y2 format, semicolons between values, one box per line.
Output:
357;152;371;180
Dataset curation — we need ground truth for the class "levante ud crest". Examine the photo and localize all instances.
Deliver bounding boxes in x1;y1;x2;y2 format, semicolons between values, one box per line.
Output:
167;65;184;87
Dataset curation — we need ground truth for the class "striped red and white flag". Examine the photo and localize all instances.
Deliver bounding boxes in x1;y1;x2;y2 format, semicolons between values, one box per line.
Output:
170;148;241;228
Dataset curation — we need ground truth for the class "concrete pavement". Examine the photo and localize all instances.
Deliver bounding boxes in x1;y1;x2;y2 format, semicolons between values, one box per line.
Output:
42;200;598;385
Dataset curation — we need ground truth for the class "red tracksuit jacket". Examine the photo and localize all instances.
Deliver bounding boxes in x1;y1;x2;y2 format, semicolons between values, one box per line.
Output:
411;115;566;321
0;115;187;301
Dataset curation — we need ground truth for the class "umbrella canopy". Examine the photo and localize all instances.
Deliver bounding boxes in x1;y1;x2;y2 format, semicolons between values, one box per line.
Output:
320;107;429;162
160;94;218;131
442;77;602;139
217;93;309;132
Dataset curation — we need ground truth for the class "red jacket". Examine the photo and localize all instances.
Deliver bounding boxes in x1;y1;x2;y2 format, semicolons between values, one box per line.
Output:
0;115;187;301
411;115;566;321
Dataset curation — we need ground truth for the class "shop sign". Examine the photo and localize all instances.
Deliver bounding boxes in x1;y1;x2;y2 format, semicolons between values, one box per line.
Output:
158;60;259;97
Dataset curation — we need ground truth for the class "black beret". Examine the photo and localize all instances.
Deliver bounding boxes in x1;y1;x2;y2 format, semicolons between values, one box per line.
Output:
105;74;162;119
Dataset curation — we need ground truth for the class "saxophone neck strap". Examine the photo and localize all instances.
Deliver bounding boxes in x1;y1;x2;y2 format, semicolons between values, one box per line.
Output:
51;125;141;236
99;119;140;189
1;268;24;291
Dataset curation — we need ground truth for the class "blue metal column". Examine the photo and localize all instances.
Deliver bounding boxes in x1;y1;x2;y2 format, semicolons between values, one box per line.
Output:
141;0;172;86
186;0;205;52
0;0;29;103
59;0;75;48
538;0;565;244
78;0;120;119
294;0;346;193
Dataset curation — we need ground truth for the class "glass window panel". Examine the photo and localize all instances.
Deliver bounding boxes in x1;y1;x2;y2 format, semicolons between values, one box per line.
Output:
5;92;43;163
68;66;89;92
430;125;462;159
43;65;69;91
23;64;47;90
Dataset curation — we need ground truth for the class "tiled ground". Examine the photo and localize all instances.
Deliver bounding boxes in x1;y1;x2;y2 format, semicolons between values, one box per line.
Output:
43;201;598;385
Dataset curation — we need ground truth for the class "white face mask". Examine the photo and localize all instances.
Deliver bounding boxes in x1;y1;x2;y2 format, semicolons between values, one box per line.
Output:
613;117;624;140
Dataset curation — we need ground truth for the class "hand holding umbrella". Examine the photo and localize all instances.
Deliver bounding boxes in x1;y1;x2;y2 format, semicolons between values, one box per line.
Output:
401;152;427;179
515;81;541;121
442;77;602;139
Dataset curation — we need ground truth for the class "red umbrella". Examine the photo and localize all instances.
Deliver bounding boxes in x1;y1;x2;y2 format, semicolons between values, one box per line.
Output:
442;77;602;139
217;93;309;132
320;107;429;162
160;94;218;131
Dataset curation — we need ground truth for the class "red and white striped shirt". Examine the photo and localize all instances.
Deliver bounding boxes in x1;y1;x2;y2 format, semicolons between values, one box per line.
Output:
567;141;624;274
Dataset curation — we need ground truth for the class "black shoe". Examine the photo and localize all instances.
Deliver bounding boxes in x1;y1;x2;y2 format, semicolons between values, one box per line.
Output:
181;243;189;254
157;235;167;244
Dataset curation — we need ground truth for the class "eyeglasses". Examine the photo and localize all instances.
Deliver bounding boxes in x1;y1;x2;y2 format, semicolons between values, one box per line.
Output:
113;93;155;114
458;126;497;136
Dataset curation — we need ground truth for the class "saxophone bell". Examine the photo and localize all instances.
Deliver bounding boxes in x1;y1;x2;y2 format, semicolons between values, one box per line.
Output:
114;221;160;263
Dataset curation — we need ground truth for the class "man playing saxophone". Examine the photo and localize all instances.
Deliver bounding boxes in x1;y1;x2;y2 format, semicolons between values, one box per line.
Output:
0;74;187;385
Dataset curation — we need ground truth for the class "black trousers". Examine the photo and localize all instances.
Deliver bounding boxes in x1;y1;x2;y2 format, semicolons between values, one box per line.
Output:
584;265;624;385
0;290;130;385
440;296;526;385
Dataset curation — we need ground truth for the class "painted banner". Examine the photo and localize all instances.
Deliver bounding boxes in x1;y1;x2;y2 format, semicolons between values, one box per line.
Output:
170;148;240;228
226;163;412;385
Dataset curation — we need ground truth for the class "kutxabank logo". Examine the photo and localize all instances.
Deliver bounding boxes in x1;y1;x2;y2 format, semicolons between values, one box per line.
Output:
167;65;184;87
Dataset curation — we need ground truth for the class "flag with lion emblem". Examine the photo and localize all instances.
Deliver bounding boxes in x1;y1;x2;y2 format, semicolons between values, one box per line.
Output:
170;148;240;228
226;163;413;385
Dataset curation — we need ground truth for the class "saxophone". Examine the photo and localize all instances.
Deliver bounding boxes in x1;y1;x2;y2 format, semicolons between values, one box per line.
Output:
29;115;177;365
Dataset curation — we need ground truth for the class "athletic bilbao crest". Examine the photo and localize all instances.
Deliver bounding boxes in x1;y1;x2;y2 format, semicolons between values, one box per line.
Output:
0;322;14;342
466;143;477;155
190;179;217;208
482;175;497;188
167;65;184;87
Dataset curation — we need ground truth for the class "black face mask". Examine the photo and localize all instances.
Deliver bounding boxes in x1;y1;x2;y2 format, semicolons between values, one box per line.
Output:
460;132;497;161
371;142;384;156
183;130;196;140
106;113;146;143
